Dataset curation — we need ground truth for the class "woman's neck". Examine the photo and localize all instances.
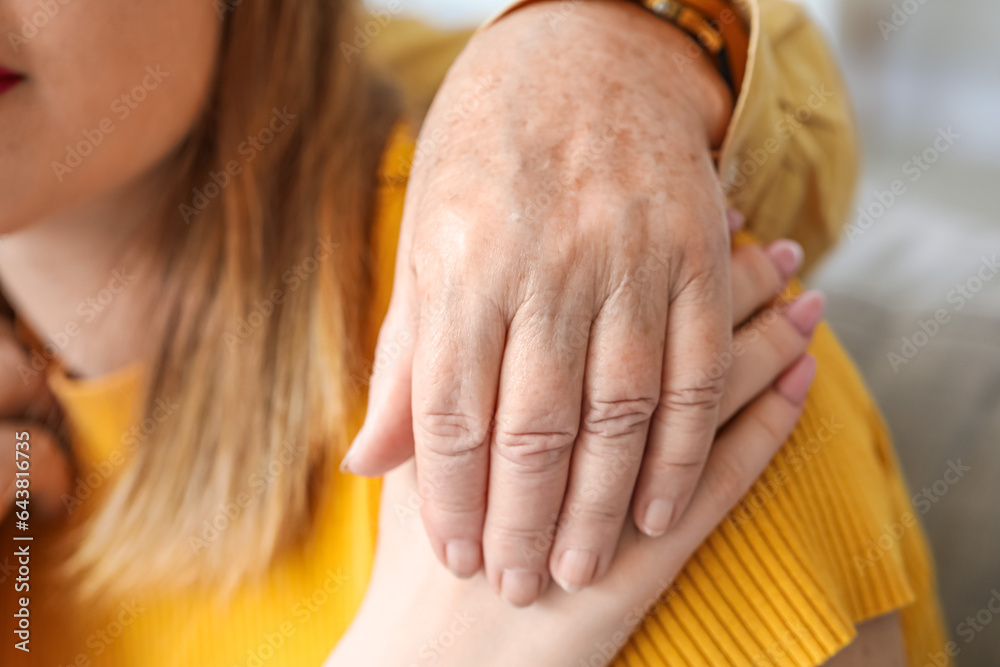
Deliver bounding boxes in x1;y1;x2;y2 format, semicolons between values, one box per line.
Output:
0;170;166;379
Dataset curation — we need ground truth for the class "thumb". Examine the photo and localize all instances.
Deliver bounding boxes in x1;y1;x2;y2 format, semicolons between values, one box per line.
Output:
341;300;417;477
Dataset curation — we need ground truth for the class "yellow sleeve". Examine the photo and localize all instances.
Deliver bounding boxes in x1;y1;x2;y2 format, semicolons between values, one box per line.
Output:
719;0;860;271
366;20;476;122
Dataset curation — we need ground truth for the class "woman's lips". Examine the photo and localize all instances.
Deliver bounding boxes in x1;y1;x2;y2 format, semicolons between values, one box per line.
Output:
0;66;24;96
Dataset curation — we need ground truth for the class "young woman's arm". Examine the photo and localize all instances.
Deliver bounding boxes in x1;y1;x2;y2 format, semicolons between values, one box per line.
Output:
327;236;823;666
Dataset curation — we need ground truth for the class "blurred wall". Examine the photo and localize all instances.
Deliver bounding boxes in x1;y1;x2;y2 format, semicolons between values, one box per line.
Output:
803;0;1000;220
805;3;1000;666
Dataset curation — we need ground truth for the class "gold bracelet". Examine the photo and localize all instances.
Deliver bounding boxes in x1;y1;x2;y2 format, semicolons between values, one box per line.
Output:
634;0;747;94
637;0;726;56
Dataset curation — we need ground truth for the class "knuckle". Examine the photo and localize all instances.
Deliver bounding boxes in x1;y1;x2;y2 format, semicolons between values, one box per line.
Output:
563;500;625;528
748;406;792;447
685;213;728;255
410;239;443;285
674;265;719;302
424;494;486;518
489;522;556;548
417;411;491;456
646;453;706;481
660;376;725;414
739;245;783;301
704;454;751;506
581;396;657;439
754;312;808;360
678;231;729;285
493;427;576;468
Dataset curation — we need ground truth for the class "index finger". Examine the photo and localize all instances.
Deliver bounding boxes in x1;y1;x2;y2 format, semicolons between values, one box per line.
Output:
411;285;506;578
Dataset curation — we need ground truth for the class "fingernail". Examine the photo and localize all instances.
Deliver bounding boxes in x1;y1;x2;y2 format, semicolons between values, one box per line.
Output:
339;425;366;473
726;209;746;233
500;569;543;607
766;240;804;278
554;548;598;593
640;498;674;538
786;290;826;335
339;448;356;474
445;540;481;578
776;354;817;405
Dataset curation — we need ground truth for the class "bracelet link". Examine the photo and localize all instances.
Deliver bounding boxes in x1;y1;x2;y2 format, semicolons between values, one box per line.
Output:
640;0;726;55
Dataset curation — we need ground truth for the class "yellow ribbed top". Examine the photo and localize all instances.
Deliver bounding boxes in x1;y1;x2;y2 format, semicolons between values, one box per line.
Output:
610;296;949;666
0;125;948;667
1;0;952;661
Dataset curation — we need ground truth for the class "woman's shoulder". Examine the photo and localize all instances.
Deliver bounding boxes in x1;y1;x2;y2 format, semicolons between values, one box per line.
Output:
611;320;949;666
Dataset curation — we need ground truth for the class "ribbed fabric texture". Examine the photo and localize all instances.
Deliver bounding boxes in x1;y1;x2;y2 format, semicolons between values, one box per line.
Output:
1;133;949;667
608;301;950;667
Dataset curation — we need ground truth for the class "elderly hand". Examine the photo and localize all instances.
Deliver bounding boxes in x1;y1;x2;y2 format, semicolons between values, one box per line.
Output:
345;0;767;604
328;239;822;667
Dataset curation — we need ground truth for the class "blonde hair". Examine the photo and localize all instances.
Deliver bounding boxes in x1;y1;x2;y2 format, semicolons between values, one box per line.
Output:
69;0;399;598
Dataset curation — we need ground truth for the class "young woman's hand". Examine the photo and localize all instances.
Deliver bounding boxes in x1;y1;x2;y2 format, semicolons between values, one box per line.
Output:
0;319;72;521
346;0;754;604
326;237;825;666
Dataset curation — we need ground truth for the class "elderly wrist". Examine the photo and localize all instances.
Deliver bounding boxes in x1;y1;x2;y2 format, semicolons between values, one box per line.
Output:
489;0;732;147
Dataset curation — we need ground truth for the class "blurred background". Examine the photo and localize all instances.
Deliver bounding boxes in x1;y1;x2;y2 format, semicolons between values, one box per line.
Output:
367;0;1000;663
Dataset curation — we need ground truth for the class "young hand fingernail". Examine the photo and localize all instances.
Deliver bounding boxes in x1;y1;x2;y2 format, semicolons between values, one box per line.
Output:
776;354;817;405
500;569;543;607
766;240;804;278
786;290;826;335
640;498;674;538
554;548;598;593
726;209;746;233
445;540;481;578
